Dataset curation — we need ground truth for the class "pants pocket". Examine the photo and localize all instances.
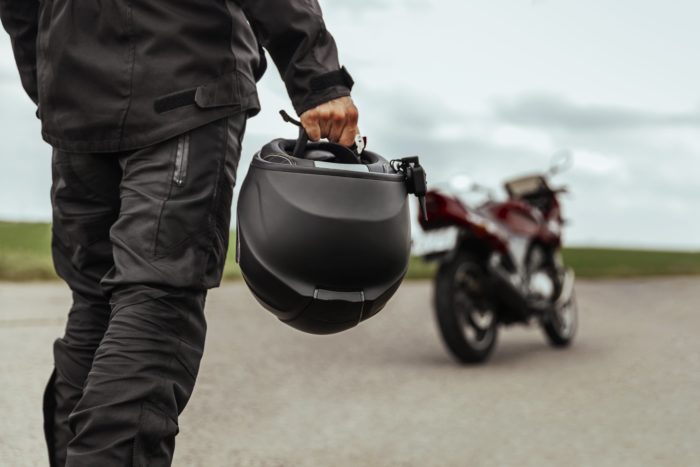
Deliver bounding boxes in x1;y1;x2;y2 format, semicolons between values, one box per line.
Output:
132;402;179;467
154;121;225;257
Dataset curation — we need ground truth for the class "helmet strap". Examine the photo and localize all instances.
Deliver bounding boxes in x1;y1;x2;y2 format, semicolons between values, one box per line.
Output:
279;110;310;157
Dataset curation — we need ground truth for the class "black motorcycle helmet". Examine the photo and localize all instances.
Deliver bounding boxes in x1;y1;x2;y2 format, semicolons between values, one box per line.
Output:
236;112;427;334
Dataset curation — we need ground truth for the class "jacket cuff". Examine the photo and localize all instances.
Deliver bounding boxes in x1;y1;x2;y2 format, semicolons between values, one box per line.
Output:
291;67;355;115
293;86;352;116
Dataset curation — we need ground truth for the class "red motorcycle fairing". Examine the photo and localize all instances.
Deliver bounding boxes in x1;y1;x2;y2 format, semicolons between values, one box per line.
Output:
420;191;469;231
420;191;509;252
420;190;561;254
482;200;561;247
485;200;540;235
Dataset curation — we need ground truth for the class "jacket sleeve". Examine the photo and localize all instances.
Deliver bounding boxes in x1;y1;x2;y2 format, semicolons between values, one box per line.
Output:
237;0;352;115
0;0;39;104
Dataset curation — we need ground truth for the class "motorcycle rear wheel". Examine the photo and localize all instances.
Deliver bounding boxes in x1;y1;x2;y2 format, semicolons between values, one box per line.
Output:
434;253;498;364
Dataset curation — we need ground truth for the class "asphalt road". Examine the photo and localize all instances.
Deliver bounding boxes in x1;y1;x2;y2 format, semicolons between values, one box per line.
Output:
1;278;698;467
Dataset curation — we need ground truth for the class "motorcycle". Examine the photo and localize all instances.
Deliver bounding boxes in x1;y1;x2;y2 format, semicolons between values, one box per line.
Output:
415;153;577;363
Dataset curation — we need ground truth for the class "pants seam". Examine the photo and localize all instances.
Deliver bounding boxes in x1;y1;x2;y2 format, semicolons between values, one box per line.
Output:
197;118;230;288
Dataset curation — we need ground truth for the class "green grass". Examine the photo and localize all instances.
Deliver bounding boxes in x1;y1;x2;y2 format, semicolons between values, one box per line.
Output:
562;247;700;278
223;242;242;280
1;221;699;281
0;221;56;281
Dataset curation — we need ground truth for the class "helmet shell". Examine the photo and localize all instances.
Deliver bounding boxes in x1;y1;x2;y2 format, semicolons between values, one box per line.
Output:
237;140;411;334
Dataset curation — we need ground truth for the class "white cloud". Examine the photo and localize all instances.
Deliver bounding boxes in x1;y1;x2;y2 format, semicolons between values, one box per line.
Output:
573;149;625;176
490;125;555;154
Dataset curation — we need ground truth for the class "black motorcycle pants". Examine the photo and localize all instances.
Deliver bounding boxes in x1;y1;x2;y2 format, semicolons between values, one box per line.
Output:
43;114;246;466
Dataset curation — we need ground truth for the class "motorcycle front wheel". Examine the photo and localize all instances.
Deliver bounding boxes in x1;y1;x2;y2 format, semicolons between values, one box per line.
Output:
526;245;578;348
541;292;578;347
434;253;498;364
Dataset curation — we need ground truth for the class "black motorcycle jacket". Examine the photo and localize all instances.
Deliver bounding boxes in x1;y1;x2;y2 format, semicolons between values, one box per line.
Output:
0;0;353;152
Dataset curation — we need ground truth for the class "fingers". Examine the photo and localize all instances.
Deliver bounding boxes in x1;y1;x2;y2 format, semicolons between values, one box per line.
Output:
337;99;359;146
300;109;322;141
333;98;359;146
338;123;358;147
300;96;359;147
328;110;346;144
335;100;359;146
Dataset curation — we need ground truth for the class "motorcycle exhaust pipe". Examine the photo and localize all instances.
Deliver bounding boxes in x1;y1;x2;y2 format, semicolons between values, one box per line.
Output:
486;254;531;318
487;256;575;319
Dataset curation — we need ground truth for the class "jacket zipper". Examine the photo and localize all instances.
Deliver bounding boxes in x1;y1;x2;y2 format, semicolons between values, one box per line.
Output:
173;133;190;186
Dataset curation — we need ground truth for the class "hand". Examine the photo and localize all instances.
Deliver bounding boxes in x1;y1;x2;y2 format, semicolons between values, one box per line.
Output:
300;96;359;147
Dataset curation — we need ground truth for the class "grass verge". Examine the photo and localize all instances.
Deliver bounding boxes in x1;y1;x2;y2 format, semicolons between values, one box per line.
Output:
2;222;699;281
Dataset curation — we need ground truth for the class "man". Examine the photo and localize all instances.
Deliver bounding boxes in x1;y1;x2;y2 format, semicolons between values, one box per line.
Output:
0;0;359;465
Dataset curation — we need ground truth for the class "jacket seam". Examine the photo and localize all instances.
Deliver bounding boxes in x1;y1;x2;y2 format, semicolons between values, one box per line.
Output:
118;1;137;151
36;0;52;120
224;0;240;100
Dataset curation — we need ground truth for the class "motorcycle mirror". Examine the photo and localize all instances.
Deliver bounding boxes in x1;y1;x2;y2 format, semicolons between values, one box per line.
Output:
548;149;574;175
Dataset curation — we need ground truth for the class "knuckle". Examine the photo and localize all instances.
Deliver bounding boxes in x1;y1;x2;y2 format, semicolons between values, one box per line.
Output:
301;112;316;123
331;111;345;123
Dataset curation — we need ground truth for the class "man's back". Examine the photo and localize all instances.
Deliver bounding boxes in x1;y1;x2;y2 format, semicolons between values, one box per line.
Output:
6;0;352;152
36;0;259;152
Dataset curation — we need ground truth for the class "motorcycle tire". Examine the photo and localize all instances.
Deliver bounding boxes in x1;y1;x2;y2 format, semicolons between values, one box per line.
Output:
525;244;578;348
434;252;498;364
542;292;578;347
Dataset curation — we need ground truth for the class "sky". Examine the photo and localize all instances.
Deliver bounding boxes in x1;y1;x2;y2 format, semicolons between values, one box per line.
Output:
1;0;699;249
